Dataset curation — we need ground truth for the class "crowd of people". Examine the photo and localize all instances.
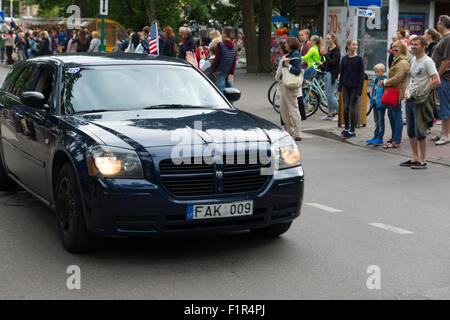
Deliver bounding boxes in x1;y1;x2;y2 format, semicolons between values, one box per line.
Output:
275;15;450;169
0;19;106;64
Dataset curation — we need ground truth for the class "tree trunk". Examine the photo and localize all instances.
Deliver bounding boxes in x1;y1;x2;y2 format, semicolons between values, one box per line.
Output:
258;0;273;73
240;0;259;73
143;0;156;24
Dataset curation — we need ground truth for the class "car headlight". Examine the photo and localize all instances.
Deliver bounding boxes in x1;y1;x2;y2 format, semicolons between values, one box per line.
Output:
273;136;302;170
87;145;144;179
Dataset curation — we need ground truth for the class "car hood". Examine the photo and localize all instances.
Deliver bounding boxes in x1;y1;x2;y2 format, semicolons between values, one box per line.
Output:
69;108;286;148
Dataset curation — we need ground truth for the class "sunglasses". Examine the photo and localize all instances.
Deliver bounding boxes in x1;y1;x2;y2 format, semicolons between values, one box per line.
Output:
392;49;399;52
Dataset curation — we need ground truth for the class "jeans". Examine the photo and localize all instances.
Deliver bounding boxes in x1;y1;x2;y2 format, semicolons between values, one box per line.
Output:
303;67;316;83
342;86;359;132
387;101;403;144
436;79;450;120
405;99;426;141
0;47;4;63
325;72;338;114
216;72;233;93
373;106;386;141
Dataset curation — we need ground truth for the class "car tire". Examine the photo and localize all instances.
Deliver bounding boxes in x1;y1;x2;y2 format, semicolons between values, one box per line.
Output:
0;151;16;191
250;221;293;238
55;163;101;254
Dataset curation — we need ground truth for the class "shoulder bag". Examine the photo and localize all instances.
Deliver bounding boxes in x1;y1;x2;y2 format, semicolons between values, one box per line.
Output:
282;57;303;89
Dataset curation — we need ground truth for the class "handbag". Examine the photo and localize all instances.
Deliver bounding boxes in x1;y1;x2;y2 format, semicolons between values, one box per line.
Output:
282;57;303;89
380;87;400;107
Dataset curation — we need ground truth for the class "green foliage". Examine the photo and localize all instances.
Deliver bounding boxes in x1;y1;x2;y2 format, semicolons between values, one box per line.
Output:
29;0;246;31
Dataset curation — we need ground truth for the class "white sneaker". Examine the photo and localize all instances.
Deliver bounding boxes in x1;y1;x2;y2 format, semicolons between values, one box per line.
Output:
332;115;338;121
435;135;450;145
321;115;331;120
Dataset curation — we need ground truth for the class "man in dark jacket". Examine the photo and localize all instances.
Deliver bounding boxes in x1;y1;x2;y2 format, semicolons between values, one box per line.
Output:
213;26;237;93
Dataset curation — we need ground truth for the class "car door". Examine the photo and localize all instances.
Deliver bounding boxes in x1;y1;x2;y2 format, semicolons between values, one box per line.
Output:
0;64;25;171
0;63;40;189
19;63;59;200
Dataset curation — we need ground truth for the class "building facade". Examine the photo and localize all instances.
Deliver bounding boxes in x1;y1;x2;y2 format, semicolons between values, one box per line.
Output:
308;0;450;72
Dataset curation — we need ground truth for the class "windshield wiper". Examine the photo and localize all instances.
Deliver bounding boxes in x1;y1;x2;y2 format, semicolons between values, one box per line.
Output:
143;104;211;110
74;109;120;115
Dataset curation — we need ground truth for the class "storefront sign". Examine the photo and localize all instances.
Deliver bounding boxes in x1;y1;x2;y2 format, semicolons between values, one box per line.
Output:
348;0;382;7
399;15;425;35
328;7;355;56
357;9;375;18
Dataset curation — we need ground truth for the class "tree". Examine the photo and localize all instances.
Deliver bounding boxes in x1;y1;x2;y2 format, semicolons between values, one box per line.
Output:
240;0;273;73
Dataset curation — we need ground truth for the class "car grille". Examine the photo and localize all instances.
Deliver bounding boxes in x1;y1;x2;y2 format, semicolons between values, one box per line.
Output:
159;154;271;197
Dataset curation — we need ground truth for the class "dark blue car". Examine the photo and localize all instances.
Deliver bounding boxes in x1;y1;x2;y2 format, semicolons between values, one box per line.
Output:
0;53;304;253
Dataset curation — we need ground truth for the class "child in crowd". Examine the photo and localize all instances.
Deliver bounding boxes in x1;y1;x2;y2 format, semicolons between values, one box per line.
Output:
366;64;388;146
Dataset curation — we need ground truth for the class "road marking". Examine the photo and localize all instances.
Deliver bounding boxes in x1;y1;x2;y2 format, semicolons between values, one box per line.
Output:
369;223;414;235
305;203;342;213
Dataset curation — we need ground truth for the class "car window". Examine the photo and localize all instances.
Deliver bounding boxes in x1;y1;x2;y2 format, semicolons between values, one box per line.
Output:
11;65;38;97
33;66;55;104
2;65;24;94
62;65;231;114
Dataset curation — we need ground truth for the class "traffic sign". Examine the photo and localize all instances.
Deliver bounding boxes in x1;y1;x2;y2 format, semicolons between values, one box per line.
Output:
357;8;375;18
348;0;382;8
99;0;108;16
0;11;4;24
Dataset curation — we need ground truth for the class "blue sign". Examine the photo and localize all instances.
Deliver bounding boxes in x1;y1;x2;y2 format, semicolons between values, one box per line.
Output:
0;11;4;24
348;0;382;7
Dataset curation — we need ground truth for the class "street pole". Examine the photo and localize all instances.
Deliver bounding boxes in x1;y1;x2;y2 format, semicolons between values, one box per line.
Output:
10;0;12;18
99;15;105;52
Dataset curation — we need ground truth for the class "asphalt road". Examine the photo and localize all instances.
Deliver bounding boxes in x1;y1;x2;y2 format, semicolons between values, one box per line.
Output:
0;66;450;300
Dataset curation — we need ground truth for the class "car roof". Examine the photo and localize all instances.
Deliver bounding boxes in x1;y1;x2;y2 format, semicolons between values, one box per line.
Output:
28;53;193;68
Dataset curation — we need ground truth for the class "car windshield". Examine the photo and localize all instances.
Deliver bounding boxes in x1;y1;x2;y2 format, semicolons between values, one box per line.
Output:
61;65;231;114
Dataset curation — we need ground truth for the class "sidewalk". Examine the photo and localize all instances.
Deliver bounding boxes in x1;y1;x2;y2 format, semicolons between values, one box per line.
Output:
233;69;450;168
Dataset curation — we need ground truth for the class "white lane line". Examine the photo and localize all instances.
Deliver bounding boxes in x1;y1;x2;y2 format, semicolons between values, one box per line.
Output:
369;223;414;235
305;203;343;213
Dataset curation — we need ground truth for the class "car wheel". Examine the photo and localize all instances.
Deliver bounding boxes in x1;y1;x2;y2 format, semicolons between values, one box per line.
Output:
55;163;101;254
250;221;293;237
0;152;16;191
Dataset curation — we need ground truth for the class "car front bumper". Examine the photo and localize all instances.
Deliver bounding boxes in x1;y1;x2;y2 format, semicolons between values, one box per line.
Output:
84;166;304;237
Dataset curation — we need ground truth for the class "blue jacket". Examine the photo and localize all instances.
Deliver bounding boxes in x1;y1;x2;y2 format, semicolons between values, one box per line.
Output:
371;76;388;109
282;50;302;76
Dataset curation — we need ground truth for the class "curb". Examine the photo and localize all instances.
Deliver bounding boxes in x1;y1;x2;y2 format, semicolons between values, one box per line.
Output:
304;128;450;168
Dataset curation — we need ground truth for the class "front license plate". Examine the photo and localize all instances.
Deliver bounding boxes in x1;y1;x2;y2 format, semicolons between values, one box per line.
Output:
187;201;253;220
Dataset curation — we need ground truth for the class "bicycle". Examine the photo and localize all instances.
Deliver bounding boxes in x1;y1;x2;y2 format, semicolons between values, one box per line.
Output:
271;81;321;118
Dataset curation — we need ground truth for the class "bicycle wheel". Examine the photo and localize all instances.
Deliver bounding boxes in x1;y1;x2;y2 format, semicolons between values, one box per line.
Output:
303;87;320;118
272;87;280;114
366;92;373;116
268;81;278;106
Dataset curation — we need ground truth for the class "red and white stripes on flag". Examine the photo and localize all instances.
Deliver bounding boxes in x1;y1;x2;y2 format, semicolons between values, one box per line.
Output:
149;23;159;55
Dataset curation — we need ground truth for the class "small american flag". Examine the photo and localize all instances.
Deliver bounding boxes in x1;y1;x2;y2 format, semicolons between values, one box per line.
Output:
149;23;159;55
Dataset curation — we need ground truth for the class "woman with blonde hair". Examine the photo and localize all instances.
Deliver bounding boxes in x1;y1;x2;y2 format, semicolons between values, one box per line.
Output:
379;40;410;148
301;35;323;81
88;31;101;52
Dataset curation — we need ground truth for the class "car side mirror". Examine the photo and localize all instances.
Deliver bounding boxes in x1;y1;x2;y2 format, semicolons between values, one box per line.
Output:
20;91;48;109
223;88;241;103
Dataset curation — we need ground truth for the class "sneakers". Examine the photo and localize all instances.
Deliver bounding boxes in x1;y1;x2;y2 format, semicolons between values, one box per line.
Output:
321;115;331;120
331;115;338;121
435;135;450;145
400;160;427;169
341;130;350;138
366;138;375;144
399;160;419;167
371;139;383;146
411;162;427;170
431;134;441;142
347;131;356;138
